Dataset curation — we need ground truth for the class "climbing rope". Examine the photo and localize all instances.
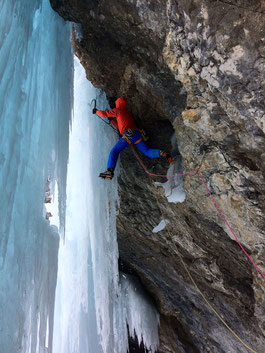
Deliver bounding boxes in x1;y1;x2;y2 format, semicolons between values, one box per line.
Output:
96;113;264;277
130;145;198;178
144;158;259;353
97;115;262;350
168;228;259;353
130;145;265;280
197;171;265;279
97;110;265;278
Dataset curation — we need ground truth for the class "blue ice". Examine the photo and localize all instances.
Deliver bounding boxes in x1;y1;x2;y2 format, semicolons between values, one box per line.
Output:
0;0;73;351
0;1;159;352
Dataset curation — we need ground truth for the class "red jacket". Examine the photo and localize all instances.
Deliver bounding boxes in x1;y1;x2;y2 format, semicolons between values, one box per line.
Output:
96;97;138;135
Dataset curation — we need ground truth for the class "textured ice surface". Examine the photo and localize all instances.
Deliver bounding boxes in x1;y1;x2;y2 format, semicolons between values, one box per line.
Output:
0;1;159;350
53;57;159;353
53;56;118;353
119;274;160;353
0;0;73;352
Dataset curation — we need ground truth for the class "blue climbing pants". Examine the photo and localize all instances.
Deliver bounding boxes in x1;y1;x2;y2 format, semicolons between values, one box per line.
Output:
107;130;160;170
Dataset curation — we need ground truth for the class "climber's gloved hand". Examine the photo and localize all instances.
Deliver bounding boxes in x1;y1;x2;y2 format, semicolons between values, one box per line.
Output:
92;108;97;114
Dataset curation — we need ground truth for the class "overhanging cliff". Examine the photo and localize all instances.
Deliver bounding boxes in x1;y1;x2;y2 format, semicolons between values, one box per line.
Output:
50;0;265;352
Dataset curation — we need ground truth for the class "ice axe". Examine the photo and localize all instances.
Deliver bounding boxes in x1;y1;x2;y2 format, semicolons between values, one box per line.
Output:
91;98;97;114
90;98;119;135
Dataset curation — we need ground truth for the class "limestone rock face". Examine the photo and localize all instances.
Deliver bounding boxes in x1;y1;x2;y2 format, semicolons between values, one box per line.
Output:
50;0;265;351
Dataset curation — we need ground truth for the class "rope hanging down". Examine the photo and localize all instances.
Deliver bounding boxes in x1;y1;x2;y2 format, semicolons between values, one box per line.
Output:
197;171;265;279
130;145;265;280
94;107;264;278
96;114;261;351
145;156;259;353
174;243;259;353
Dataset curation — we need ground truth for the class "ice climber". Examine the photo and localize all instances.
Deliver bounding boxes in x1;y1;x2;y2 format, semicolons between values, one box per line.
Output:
93;97;172;180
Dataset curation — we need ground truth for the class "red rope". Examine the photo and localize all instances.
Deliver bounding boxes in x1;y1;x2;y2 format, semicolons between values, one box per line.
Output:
130;145;265;279
197;171;265;279
130;145;197;177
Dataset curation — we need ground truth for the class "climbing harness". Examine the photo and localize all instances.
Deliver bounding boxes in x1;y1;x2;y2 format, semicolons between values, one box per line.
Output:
123;128;134;140
122;129;143;145
122;129;134;144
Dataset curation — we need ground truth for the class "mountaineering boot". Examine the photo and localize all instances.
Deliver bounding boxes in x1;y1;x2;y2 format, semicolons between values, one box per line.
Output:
159;150;172;164
99;168;114;180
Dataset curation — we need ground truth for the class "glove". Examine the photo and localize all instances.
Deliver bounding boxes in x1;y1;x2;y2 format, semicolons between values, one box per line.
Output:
92;108;97;114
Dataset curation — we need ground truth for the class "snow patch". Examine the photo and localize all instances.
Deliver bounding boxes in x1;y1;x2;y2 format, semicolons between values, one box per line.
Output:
154;157;186;203
152;219;170;233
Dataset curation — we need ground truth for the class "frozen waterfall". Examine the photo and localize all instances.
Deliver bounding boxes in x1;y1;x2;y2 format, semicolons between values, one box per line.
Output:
0;1;159;352
52;56;159;353
0;0;73;352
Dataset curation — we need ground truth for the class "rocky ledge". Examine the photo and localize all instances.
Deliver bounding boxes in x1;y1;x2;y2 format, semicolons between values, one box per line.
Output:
50;0;265;352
